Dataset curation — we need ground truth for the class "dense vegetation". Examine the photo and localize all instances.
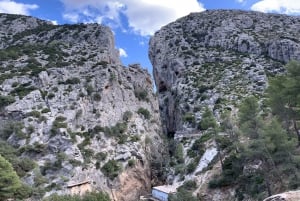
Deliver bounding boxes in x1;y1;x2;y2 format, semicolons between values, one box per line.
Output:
209;61;300;200
169;180;198;201
43;191;110;201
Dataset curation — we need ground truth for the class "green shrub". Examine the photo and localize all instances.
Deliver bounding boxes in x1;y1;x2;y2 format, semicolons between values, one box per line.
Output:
101;160;121;179
27;110;41;118
80;148;94;163
51;117;68;135
122;111;133;122
43;191;111;201
180;180;197;191
137;108;150;120
0;95;15;108
68;159;82;167
65;77;81;84
95;152;107;162
93;93;101;101
41;108;51;113
26;125;35;134
0;140;35;177
175;143;184;163
0;121;25;140
16;157;36;176
186;157;199;174
0;155;21;200
208;154;243;189
182;113;195;124
174;164;185;175
130;135;140;142
10;84;36;98
55;116;67;122
127;159;135;167
52;121;67;129
38;116;48;123
51;86;58;92
169;180;198;201
198;107;217;130
47;93;55;99
104;122;127;137
14;183;33;200
92;125;104;134
134;88;148;101
20;142;47;155
41;161;59;176
75;109;82;119
86;85;94;95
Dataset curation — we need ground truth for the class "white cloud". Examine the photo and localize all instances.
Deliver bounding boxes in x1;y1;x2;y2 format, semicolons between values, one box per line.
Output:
60;0;205;36
119;48;128;58
0;0;38;15
251;0;300;14
236;0;246;3
50;20;58;25
63;12;80;23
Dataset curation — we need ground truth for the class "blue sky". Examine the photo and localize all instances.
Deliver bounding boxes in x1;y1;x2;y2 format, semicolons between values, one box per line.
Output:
0;0;299;73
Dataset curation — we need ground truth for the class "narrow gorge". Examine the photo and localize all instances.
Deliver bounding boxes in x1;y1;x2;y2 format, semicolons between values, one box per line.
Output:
0;9;300;201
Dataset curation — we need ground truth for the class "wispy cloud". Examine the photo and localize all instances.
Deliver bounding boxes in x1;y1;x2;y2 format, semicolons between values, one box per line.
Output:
60;0;205;36
0;0;38;15
63;12;80;23
118;48;128;58
251;0;300;15
236;0;246;3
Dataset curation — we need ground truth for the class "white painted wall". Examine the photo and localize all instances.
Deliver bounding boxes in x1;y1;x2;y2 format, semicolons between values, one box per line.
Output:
152;189;169;201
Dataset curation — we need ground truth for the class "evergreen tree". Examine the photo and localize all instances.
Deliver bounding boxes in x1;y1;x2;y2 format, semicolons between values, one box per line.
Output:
238;96;262;139
175;143;184;163
0;154;21;200
268;61;300;144
199;107;217;130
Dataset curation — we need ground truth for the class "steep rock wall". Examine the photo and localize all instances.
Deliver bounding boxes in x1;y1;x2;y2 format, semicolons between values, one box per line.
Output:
150;10;300;135
0;14;165;201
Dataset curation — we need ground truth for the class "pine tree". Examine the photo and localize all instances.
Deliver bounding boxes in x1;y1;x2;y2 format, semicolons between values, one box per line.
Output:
268;61;300;145
199;107;217;130
238;96;262;139
0;154;21;200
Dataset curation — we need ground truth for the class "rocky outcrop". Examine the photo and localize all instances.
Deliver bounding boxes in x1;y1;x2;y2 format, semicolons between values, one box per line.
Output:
263;191;300;201
149;9;300;135
0;14;165;201
149;9;300;201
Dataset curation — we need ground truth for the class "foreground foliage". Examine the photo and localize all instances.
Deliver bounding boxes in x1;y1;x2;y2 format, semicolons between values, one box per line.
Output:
209;61;300;200
169;180;198;201
43;191;111;201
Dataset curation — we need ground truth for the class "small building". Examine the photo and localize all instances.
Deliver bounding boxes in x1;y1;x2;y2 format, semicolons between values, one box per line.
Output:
67;180;92;196
152;185;177;201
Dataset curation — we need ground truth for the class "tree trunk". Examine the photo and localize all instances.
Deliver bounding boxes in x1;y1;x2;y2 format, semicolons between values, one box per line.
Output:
292;120;300;146
265;179;272;196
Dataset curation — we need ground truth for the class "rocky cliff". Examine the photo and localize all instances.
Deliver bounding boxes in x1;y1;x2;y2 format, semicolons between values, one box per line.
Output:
263;190;300;201
0;14;165;201
150;9;300;135
150;10;300;201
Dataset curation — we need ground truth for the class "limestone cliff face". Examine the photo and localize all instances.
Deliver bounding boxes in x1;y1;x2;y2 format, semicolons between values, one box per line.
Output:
149;10;300;201
0;14;165;201
263;190;300;201
149;10;300;135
